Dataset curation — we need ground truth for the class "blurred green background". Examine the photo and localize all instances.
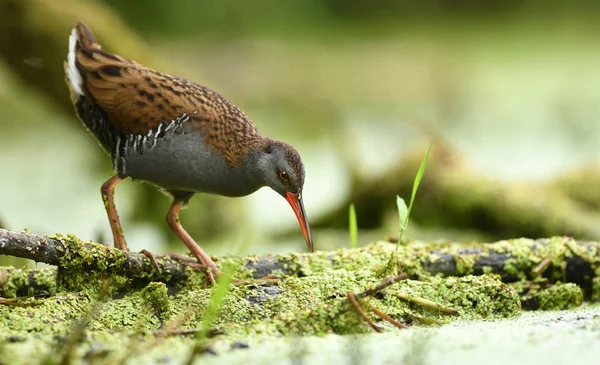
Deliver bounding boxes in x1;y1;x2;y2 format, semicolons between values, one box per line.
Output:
1;0;599;261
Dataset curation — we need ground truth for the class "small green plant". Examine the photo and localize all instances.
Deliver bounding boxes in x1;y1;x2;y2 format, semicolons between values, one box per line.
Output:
396;142;433;245
197;264;236;339
349;203;358;249
381;142;433;276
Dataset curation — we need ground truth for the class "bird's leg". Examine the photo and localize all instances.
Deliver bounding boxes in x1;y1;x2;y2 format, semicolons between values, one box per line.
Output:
101;176;178;274
100;175;128;251
166;199;222;284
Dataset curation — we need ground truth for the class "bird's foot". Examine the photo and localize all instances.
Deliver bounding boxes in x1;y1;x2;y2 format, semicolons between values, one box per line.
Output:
163;253;220;285
140;249;160;271
138;251;219;284
162;252;205;267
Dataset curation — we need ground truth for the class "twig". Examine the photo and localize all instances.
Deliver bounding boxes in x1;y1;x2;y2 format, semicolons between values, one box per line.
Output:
347;292;382;332
0;297;44;307
0;229;289;291
348;275;410;332
233;275;281;286
3;230;600;290
366;302;408;329
355;274;408;299
387;291;457;315
533;256;554;277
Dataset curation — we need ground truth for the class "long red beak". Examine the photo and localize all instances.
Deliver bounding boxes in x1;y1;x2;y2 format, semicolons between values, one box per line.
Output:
285;191;313;252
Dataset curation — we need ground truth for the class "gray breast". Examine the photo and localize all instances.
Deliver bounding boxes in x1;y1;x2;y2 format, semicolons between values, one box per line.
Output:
114;116;263;197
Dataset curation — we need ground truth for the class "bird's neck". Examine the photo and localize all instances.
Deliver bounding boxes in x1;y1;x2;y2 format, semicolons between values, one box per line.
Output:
242;148;273;189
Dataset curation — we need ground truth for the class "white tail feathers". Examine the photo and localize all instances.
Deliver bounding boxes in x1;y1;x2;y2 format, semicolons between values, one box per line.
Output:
66;28;84;97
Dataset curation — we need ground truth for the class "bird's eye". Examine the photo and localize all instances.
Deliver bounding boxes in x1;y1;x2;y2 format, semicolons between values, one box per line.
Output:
279;171;288;181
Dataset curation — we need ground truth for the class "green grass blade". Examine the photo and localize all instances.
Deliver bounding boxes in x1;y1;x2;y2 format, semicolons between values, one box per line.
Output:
407;143;433;216
197;234;248;341
349;203;358;249
199;266;235;339
185;264;237;364
396;195;408;229
397;142;433;244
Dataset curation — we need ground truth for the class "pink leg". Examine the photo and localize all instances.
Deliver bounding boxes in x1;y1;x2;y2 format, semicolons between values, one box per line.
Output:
166;199;222;284
100;175;128;251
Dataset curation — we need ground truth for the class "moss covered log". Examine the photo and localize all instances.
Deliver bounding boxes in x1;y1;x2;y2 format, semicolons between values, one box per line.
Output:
1;229;598;363
1;229;598;302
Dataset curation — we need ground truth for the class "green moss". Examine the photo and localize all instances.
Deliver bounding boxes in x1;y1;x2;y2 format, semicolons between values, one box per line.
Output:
0;292;92;337
140;282;170;318
503;258;524;280
511;281;583;310
0;267;31;298
0;266;57;298
0;265;522;344
537;283;583;310
2;234;598;364
54;234;130;294
454;254;476;276
593;277;600;302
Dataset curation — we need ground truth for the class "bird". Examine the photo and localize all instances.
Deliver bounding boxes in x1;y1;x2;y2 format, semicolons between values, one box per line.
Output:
64;22;313;283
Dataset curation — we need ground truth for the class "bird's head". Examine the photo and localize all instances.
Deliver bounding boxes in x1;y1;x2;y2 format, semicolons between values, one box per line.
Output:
252;140;313;252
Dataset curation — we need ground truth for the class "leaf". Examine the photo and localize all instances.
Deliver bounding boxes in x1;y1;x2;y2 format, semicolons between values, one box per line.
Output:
196;263;236;340
396;195;408;228
396;142;433;245
409;142;433;210
349;203;358;249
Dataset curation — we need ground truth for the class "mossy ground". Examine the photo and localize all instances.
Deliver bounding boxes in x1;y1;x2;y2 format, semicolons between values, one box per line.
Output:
0;235;597;364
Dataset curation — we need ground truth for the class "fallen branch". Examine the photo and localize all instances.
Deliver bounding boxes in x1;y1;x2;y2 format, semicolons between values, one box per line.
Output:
1;229;598;299
422;238;599;295
0;229;297;294
0;229;193;288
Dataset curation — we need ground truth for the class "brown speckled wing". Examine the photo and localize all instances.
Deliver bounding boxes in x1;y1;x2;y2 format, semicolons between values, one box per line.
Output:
75;46;266;166
76;49;203;134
